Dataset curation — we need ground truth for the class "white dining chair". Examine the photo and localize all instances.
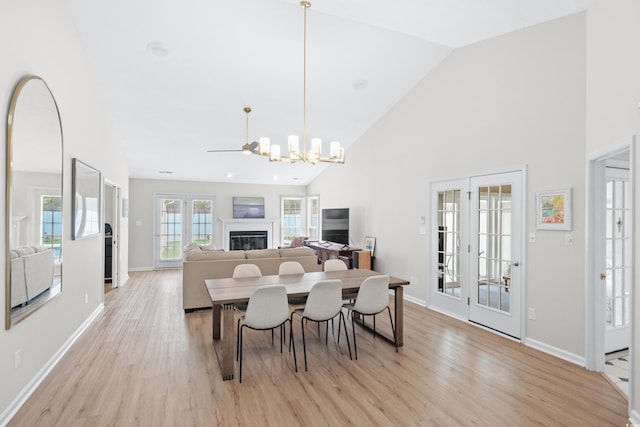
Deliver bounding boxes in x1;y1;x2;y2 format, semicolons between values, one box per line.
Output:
290;279;351;371
238;285;297;383
233;263;262;278
279;261;305;275
323;259;348;272
233;264;263;359
280;261;307;305
342;275;397;360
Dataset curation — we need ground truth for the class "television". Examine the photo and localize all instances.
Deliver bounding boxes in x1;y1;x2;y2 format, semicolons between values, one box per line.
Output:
321;208;349;245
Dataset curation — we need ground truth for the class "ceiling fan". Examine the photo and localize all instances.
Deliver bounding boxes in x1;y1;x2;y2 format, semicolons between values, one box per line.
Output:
206;107;259;154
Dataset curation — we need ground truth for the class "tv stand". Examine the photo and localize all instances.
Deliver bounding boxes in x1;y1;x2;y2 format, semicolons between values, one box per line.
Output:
305;241;360;268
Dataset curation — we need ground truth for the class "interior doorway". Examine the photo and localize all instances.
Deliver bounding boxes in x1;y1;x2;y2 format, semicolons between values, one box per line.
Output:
104;180;121;289
585;137;635;401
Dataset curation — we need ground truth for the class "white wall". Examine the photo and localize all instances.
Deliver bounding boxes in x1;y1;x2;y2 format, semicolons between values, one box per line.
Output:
128;178;306;269
585;0;640;417
0;0;129;419
309;13;587;356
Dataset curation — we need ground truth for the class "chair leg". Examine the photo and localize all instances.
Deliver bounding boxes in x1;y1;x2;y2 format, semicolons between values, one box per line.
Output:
386;306;398;352
351;312;358;360
239;325;244;383
301;317;308;371
339;311;352;360
237;317;241;361
373;315;376;339
289;319;297;373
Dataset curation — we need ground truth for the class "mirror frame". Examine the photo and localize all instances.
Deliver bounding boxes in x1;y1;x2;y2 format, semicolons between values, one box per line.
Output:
5;76;64;329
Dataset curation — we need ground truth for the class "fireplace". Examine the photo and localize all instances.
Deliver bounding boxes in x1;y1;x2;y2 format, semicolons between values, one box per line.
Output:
222;218;276;250
229;230;268;251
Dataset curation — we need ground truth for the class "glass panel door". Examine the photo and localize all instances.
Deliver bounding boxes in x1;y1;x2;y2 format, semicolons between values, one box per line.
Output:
469;171;522;338
604;166;631;353
155;196;184;268
191;198;213;246
430;179;468;318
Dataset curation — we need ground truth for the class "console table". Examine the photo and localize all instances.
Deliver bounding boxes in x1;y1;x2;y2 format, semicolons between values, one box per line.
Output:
305;241;360;268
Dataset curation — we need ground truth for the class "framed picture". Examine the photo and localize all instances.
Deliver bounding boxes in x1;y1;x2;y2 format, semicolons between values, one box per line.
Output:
535;188;572;231
233;196;265;219
72;158;101;239
363;236;376;256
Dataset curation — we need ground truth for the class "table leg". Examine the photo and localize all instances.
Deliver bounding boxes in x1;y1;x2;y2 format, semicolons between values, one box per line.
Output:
394;286;404;347
221;303;235;381
213;304;221;340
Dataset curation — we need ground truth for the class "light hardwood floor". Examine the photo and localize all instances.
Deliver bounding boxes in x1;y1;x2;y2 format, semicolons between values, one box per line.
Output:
9;270;628;426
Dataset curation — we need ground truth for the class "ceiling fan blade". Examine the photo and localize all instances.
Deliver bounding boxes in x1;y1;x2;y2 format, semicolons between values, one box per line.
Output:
206;141;260;154
206;148;243;153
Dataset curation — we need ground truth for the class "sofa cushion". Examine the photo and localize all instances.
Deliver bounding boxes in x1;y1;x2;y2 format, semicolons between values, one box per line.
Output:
246;249;280;259
186;250;246;261
13;247;35;257
279;247;315;258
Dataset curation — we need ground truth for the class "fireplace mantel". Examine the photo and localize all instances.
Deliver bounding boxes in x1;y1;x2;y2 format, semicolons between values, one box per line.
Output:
221;218;277;250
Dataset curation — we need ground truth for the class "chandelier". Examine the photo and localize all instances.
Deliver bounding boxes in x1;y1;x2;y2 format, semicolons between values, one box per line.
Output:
250;1;344;164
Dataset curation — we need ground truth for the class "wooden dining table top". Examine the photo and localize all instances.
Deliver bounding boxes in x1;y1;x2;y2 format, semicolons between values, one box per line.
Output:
204;269;410;305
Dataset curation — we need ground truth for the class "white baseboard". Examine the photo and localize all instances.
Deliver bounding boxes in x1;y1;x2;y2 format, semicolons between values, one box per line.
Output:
403;294;426;307
119;273;130;287
427;304;468;323
524;337;585;367
128;266;154;272
0;304;104;427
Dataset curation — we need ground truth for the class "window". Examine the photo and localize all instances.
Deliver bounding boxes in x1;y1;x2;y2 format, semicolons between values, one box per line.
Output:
41;195;62;262
307;196;319;241
191;199;213;246
281;197;305;246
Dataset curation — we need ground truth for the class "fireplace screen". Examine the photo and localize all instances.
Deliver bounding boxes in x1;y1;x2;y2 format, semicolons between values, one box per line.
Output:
230;230;268;251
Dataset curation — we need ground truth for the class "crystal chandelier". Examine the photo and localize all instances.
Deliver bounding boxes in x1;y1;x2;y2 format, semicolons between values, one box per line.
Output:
251;1;344;164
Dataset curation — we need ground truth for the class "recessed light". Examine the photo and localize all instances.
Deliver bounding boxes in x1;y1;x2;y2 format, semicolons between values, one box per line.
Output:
159;170;173;174
353;79;368;91
146;42;169;58
227;173;233;178
292;177;300;181
273;176;278;181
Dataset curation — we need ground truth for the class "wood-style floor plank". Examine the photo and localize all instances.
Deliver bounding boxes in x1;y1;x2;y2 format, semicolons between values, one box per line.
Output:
9;270;628;426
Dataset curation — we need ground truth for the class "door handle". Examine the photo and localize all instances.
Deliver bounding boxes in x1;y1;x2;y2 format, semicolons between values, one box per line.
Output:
512;261;520;267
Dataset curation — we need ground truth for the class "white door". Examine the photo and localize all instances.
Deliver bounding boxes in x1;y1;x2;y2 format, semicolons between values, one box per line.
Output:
468;171;523;338
603;163;631;353
430;179;468;319
154;194;215;269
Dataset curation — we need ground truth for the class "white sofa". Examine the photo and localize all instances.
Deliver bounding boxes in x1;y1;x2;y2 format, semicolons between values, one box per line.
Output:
182;246;321;311
10;246;55;308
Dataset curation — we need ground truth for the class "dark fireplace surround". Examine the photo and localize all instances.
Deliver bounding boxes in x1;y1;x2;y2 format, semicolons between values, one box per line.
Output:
229;230;268;251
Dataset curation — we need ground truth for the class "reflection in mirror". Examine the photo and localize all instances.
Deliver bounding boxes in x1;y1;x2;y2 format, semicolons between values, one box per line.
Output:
5;76;63;329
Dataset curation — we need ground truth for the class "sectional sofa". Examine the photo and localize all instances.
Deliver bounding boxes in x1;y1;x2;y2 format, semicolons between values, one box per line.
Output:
182;246;320;311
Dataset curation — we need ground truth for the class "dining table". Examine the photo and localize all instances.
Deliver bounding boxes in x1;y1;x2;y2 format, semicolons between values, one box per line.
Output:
204;268;410;381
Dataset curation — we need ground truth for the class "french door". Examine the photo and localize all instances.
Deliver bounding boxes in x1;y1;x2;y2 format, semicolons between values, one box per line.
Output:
154;193;215;269
468;171;523;338
430;171;523;338
603;164;631;353
431;179;468;319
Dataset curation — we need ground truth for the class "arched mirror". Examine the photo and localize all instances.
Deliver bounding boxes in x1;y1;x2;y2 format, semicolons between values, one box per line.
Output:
5;76;63;329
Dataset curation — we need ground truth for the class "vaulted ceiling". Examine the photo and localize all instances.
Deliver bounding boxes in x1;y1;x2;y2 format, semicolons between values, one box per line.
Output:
68;0;592;185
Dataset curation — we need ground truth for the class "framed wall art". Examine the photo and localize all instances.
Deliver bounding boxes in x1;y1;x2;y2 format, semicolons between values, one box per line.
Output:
233;196;265;219
363;236;376;256
535;188;572;231
72;158;101;239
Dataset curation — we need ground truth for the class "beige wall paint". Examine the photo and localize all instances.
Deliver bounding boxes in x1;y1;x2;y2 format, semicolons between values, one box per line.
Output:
128;178;307;269
0;0;129;417
309;13;587;356
586;0;640;417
